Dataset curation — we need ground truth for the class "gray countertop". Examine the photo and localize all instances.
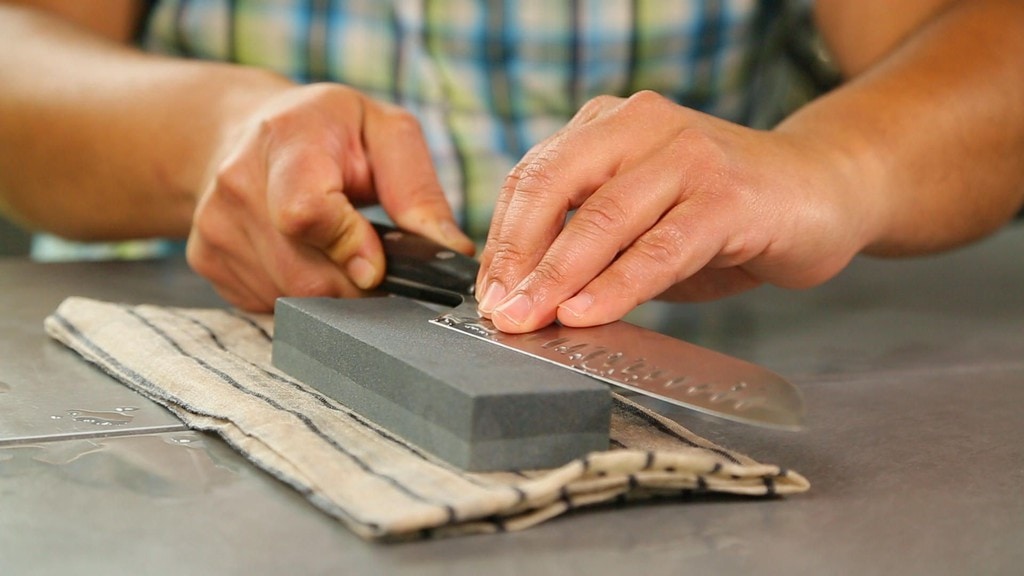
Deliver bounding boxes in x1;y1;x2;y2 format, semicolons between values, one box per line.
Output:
2;226;1023;576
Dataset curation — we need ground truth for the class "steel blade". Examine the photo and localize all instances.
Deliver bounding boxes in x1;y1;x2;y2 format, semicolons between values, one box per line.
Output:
432;299;804;430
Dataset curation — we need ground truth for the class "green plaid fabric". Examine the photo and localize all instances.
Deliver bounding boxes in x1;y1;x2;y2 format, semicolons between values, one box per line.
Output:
142;0;783;239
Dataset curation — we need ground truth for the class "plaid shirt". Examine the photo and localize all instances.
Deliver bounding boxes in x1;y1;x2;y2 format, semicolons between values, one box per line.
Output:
142;0;785;238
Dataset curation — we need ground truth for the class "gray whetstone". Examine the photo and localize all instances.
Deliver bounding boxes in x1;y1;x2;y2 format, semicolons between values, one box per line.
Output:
271;297;611;471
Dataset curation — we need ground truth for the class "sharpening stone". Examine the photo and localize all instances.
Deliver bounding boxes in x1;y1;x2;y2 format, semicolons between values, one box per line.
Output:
271;297;611;471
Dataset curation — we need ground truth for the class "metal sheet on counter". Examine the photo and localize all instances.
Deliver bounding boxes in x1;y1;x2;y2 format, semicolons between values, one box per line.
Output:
0;258;221;445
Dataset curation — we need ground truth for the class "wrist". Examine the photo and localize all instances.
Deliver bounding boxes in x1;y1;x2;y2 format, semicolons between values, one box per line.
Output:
773;96;892;258
194;65;295;200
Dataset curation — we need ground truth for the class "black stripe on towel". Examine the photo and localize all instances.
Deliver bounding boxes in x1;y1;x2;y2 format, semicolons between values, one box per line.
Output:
121;307;460;522
613;396;741;465
171;309;517;498
50;311;389;533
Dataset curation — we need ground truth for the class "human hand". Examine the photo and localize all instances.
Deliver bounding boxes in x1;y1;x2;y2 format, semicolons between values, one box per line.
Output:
475;91;878;333
186;83;474;311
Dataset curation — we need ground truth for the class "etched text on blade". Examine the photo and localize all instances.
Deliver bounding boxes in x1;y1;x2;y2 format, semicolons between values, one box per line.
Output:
433;312;768;413
522;331;770;412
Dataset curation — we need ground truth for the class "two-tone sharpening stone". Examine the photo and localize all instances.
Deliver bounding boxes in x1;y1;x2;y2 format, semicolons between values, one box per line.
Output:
271;297;611;471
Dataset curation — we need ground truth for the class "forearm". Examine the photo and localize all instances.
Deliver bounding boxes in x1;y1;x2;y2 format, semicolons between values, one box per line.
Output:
0;4;292;240
778;0;1024;256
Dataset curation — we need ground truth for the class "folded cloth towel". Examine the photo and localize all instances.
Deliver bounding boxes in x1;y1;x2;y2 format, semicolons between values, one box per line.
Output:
45;297;809;540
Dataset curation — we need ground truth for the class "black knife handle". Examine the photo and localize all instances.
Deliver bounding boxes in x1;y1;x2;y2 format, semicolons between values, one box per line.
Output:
371;222;479;307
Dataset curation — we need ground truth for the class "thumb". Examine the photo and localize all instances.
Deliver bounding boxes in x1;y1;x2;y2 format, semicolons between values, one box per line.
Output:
320;199;386;290
266;154;386;290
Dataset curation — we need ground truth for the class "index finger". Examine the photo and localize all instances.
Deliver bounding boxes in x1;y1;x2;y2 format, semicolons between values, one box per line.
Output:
477;96;624;304
362;100;475;255
476;144;617;316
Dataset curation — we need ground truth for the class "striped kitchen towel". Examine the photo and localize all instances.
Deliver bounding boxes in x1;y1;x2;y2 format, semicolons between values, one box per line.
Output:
44;296;809;541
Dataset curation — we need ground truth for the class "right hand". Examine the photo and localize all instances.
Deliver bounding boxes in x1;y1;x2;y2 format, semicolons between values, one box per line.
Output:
186;83;474;311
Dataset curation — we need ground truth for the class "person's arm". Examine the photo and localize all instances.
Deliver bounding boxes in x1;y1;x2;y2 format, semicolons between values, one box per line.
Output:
797;0;1024;255
475;0;1024;333
0;1;472;310
0;0;233;239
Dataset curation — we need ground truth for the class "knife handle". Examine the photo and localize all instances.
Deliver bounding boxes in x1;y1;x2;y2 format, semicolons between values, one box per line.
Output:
371;222;479;306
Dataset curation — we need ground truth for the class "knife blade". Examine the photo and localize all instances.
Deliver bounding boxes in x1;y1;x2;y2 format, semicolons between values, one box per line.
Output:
372;222;804;430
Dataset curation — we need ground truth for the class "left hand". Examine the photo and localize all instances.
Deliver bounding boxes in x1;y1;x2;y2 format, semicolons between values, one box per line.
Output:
185;83;473;312
475;91;878;333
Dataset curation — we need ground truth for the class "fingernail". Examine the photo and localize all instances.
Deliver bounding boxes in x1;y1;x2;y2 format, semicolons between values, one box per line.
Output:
346;255;377;290
559;292;594;320
493;293;531;327
477;280;506;313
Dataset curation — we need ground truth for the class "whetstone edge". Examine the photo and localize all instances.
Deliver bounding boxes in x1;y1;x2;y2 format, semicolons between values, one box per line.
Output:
271;297;611;471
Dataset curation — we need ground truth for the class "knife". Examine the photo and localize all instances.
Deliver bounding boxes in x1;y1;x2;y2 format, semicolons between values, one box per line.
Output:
372;222;804;430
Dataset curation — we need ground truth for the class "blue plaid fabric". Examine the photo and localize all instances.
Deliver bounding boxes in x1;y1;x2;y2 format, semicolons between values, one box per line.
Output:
142;0;784;238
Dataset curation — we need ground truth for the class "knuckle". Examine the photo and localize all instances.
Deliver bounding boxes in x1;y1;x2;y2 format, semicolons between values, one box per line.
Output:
378;107;425;139
486;240;537;286
514;151;563;200
303;82;348;101
212;160;255;206
184;240;216;278
277;83;352;117
255;111;293;146
717;235;753;265
530;257;573;290
633;224;688;272
669;127;728;168
503;146;547;193
498;172;521;199
278;195;357;242
575;94;621;121
623;90;672;116
274;196;327;238
489;238;531;269
574;195;631;240
190;205;233;253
